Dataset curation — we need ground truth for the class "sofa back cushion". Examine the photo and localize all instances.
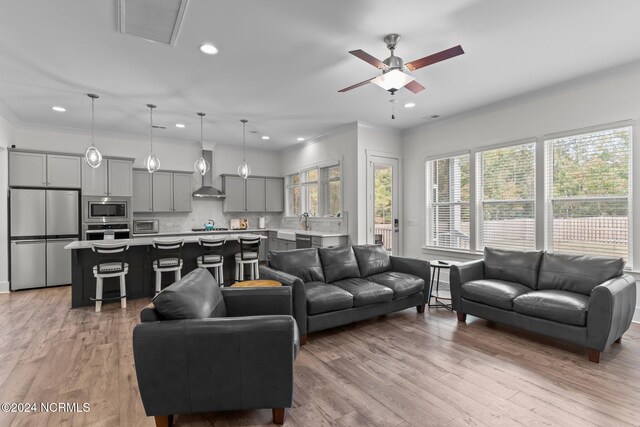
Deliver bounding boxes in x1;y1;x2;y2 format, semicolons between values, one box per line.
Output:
319;246;361;283
537;252;625;295
268;248;325;282
484;247;543;289
152;268;226;320
352;244;391;277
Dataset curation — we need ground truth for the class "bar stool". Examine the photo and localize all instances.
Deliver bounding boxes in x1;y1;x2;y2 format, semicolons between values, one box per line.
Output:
91;241;129;313
197;236;226;285
152;238;184;295
235;235;261;282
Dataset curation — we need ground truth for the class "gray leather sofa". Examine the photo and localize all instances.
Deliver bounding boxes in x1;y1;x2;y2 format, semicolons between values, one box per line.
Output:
450;247;636;363
259;245;431;343
133;268;299;426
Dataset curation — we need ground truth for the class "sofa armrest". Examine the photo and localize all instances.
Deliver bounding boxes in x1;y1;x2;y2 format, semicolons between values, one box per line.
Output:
133;315;296;417
587;273;637;351
222;286;292;317
450;260;485;311
140;303;162;322
389;256;431;304
259;266;307;337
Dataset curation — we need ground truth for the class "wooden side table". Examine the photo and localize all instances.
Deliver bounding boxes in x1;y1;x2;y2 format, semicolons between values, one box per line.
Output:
428;260;460;311
231;279;282;288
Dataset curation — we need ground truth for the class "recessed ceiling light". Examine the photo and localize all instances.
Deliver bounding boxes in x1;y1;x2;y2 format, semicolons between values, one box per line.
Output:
262;136;270;140
297;137;305;141
175;123;185;128
199;43;218;55
404;102;416;108
52;106;66;112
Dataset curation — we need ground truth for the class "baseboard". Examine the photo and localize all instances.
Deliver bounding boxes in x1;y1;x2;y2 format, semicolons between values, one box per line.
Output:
633;306;640;324
0;281;9;293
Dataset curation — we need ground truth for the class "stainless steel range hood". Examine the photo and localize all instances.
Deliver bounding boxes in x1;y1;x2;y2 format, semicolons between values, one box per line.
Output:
193;150;226;198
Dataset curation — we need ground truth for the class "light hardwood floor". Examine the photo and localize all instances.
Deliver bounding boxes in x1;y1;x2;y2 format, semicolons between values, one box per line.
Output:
1;286;639;426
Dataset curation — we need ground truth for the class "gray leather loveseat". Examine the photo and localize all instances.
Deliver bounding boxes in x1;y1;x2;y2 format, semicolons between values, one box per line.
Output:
450;247;636;362
133;268;299;426
260;245;431;343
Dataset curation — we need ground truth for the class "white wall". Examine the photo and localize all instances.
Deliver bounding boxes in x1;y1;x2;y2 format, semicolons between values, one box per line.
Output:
402;69;640;321
280;123;358;243
0;113;16;292
356;122;403;246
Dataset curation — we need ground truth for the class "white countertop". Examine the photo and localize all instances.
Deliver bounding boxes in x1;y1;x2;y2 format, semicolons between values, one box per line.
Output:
131;228;348;238
65;233;267;250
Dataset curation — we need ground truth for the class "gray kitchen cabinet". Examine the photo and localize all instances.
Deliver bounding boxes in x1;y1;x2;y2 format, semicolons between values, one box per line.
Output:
246;177;266;212
152;172;173;212
265;178;284;212
223;176;246;212
81;159;108;196
281;240;296;251
257;232;268;261
47;154;81;188
132;170;153;212
108;159;133;196
9;151;47;187
311;235;348;248
172;173;192;212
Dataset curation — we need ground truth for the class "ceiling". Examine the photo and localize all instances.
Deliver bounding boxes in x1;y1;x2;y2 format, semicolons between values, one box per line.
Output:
1;0;640;150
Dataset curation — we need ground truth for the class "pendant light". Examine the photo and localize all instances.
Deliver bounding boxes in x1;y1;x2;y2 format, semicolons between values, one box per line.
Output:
194;112;210;176
237;119;251;179
143;104;161;173
84;94;102;168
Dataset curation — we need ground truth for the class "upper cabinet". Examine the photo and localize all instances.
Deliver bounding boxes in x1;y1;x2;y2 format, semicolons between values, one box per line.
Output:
222;175;284;213
9;151;81;188
82;159;133;197
133;169;193;213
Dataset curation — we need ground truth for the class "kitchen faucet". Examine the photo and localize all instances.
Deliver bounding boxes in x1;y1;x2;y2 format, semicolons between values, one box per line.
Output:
299;212;310;231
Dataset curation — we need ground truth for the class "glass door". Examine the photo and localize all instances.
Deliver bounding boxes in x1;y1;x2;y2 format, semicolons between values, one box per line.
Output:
368;155;399;254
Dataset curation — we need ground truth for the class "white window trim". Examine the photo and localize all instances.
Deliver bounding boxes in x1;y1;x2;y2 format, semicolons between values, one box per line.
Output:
284;160;343;219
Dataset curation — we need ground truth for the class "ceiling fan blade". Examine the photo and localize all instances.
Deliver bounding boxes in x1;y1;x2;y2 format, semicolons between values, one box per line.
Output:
404;80;425;94
338;78;374;92
405;45;465;71
349;49;385;69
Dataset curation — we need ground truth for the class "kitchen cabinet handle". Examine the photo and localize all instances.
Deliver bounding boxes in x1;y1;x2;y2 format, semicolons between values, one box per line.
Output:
13;239;43;244
47;238;75;242
296;237;311;242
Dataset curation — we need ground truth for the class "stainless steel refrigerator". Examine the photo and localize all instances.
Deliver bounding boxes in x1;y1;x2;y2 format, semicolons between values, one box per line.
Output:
9;189;79;290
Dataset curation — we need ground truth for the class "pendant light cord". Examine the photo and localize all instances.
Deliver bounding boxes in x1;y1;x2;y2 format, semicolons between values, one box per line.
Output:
200;114;204;144
149;106;154;154
242;120;247;162
91;97;96;147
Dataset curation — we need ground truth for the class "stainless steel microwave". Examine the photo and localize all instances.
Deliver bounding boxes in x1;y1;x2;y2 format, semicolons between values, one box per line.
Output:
133;219;159;234
83;197;131;223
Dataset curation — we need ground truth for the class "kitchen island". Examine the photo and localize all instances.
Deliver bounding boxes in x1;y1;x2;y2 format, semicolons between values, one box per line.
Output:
65;231;267;308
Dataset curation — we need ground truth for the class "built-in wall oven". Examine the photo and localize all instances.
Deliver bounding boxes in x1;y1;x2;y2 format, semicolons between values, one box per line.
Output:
84;223;131;241
82;197;132;240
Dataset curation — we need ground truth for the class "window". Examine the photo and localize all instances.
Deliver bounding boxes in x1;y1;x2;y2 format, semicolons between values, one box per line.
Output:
425;154;470;250
545;126;631;260
476;142;536;251
285;163;341;217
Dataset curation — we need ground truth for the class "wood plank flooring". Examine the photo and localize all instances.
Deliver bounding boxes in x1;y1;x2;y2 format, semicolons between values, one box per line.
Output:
1;286;639;426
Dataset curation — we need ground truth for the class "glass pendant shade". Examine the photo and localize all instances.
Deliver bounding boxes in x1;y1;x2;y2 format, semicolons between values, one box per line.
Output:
237;161;251;179
85;145;102;168
194;157;210;176
144;153;161;173
237;119;251;179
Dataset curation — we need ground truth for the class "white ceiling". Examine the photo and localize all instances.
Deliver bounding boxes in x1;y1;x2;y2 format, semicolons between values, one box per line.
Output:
1;0;640;150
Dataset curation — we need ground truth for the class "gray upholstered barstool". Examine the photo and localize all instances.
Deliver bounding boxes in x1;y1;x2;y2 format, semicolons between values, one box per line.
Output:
235;235;261;282
197;236;226;285
91;241;129;313
152;238;184;295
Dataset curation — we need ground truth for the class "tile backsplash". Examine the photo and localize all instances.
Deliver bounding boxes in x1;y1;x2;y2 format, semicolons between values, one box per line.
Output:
280;212;348;234
134;198;283;232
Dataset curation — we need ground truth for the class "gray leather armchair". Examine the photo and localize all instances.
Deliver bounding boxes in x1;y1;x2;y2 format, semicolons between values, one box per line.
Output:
133;269;298;426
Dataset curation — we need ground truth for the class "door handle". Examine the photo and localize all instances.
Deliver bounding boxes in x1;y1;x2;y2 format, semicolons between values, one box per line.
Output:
13;239;43;244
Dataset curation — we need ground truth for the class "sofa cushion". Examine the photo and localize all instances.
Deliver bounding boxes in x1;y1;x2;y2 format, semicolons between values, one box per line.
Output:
352;244;391;277
367;271;424;299
484;247;543;289
332;278;394;307
268;248;325;283
461;279;532;311
152;268;226;320
303;281;353;315
319;246;361;283
537;252;625;296
513;290;589;326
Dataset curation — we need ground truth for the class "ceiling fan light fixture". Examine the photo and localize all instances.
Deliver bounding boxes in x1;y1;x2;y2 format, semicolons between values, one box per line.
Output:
371;69;415;92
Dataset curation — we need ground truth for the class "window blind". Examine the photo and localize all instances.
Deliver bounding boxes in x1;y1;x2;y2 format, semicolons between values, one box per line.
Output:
425;154;470;250
545;126;631;261
476;142;536;251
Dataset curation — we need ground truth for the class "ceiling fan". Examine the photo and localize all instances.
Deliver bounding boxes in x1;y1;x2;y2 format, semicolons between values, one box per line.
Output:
339;34;464;94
